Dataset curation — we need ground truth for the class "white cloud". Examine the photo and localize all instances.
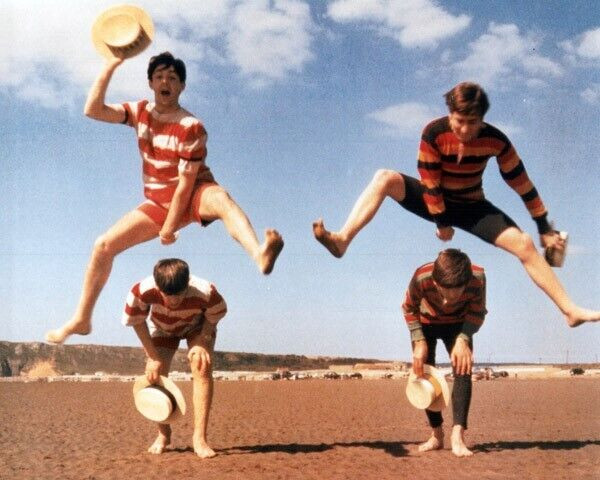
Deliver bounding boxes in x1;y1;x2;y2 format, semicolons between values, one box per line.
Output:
576;28;600;59
227;0;315;87
560;27;600;64
366;102;438;137
452;23;563;88
1;0;316;109
327;0;471;49
581;83;600;104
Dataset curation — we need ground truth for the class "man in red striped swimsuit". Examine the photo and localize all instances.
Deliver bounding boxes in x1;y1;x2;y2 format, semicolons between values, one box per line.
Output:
403;249;485;457
123;258;226;458
46;52;283;344
313;82;599;328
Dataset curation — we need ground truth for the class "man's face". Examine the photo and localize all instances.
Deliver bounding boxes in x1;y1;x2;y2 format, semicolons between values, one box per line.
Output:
160;289;187;309
149;65;185;109
448;111;483;143
434;282;466;306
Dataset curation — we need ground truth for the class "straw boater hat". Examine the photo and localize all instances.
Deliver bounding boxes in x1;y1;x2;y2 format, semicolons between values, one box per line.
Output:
92;4;154;59
133;375;186;424
405;364;451;412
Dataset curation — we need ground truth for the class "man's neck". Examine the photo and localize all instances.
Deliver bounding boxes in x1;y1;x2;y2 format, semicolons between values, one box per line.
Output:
154;102;181;114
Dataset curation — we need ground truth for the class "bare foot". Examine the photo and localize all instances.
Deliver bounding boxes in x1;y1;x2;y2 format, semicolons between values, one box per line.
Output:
148;432;170;454
193;436;216;459
312;219;345;258
258;229;284;275
451;426;473;457
45;319;91;345
418;428;444;453
566;308;600;328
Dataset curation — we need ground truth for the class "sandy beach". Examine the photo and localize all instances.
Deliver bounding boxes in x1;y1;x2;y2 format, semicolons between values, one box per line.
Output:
1;377;598;480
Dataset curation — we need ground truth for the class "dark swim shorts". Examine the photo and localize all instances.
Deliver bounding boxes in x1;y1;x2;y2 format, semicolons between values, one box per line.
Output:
398;174;519;245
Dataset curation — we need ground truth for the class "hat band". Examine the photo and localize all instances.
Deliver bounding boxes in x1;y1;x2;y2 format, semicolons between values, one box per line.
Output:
106;28;150;57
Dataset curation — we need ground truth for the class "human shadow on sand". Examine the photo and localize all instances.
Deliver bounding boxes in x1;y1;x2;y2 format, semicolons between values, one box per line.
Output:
220;440;414;457
474;439;600;453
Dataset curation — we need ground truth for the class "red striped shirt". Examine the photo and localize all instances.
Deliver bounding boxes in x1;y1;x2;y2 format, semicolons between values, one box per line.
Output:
123;100;215;208
122;275;227;335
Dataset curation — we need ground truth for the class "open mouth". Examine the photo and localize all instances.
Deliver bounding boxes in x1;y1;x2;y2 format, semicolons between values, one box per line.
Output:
160;89;171;97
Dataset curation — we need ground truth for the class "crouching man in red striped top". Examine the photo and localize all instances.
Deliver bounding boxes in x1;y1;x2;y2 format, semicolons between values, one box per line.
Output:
403;249;486;457
123;258;227;458
46;52;283;345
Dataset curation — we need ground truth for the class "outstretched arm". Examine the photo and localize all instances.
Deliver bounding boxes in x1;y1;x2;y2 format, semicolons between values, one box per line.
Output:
84;57;127;123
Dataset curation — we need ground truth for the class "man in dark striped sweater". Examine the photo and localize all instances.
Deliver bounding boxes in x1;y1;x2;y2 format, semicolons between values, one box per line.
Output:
403;249;485;457
313;81;599;328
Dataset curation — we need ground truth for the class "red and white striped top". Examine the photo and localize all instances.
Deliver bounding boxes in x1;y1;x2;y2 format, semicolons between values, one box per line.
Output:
123;100;215;208
122;275;227;335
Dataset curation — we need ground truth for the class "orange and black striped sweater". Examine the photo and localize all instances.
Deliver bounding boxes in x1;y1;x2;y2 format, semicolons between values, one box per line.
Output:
402;262;487;343
418;116;550;233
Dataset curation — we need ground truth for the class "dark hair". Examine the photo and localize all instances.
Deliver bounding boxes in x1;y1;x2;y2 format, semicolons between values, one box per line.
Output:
432;249;473;288
147;51;186;83
444;82;489;117
153;258;190;295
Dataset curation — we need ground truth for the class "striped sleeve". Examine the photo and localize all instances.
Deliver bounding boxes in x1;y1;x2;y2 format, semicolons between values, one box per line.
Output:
458;267;487;341
402;275;425;342
122;281;151;327
417;120;448;227
121;100;145;128
204;284;227;325
178;119;207;161
494;133;550;233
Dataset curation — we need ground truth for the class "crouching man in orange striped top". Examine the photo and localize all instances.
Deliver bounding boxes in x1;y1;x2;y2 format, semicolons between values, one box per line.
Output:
46;52;283;345
403;249;486;457
124;258;226;458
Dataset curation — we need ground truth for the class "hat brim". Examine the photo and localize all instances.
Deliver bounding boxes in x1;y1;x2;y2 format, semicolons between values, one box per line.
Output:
133;375;186;423
406;364;452;412
91;4;154;59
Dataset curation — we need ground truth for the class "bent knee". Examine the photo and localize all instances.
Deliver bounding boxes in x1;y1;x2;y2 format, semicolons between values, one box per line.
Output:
188;347;212;376
92;234;117;259
511;232;537;260
373;169;402;192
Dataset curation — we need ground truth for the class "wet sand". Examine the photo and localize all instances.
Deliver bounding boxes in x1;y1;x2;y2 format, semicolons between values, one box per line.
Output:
1;378;598;479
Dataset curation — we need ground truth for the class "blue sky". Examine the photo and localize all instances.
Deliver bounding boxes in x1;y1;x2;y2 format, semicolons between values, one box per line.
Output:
2;0;599;363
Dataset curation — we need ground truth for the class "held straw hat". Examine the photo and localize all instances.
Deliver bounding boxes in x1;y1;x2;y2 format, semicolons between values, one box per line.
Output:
406;364;451;412
92;4;154;59
133;375;186;424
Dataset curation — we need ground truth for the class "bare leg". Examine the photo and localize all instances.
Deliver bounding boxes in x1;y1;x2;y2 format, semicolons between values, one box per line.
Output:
148;423;171;454
418;426;444;453
450;425;473;457
313;170;406;257
197;185;283;275
147;350;173;454
45;210;160;344
495;227;600;327
188;338;216;459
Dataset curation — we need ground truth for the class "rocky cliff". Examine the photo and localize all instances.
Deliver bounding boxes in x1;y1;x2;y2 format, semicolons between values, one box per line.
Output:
0;341;380;377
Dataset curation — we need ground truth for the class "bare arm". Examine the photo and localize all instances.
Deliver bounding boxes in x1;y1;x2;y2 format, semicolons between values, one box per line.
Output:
84;57;127;123
159;168;197;244
133;322;163;384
